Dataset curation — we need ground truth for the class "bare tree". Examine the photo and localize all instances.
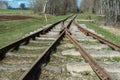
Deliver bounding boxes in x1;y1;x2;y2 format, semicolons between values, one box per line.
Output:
46;0;67;15
31;0;46;13
32;0;77;15
80;0;120;25
99;0;120;25
0;1;8;9
80;0;94;13
43;0;48;21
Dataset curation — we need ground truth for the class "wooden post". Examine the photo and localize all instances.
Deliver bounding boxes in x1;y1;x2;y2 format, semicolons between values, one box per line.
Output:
43;0;48;22
44;13;48;22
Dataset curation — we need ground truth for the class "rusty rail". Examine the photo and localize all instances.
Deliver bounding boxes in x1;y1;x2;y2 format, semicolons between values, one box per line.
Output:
65;31;111;80
18;15;77;80
74;22;120;51
0;15;73;60
19;30;65;80
66;15;77;29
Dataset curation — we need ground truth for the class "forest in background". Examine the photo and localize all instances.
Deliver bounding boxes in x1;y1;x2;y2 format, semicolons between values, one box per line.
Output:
80;0;120;26
31;0;120;26
32;0;78;15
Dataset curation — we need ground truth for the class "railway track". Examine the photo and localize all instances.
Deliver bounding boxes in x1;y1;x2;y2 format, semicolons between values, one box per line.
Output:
0;15;74;80
0;15;120;80
0;15;73;60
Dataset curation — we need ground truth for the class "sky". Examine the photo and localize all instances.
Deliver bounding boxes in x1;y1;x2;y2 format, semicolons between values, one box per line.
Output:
0;0;82;9
77;0;82;8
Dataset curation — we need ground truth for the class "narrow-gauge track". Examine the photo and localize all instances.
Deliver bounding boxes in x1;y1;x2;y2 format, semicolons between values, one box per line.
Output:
19;30;66;80
0;15;76;80
0;15;73;60
0;15;120;80
68;21;120;79
65;32;111;80
39;19;120;80
74;22;120;51
19;15;77;80
0;15;73;79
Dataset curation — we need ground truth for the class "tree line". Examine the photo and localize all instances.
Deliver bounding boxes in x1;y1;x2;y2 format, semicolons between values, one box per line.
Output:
32;0;120;25
32;0;78;15
80;0;120;25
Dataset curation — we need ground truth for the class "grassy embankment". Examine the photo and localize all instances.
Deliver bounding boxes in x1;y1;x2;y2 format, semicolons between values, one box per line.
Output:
77;13;120;45
0;10;120;48
0;9;31;15
0;9;71;48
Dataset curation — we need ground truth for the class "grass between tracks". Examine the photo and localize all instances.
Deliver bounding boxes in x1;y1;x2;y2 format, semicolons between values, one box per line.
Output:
77;13;120;45
96;57;120;62
79;21;120;45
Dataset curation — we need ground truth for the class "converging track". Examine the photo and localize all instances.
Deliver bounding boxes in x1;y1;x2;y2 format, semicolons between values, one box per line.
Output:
0;15;120;80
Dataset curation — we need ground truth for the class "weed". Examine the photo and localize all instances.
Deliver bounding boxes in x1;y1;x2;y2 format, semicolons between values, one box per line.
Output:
97;57;120;62
112;57;120;62
78;21;120;45
65;55;83;62
81;71;91;76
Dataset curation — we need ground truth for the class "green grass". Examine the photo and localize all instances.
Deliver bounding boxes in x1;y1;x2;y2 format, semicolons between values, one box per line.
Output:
0;10;72;48
77;13;120;45
13;48;46;54
0;18;45;48
28;41;52;47
96;57;120;62
65;55;83;62
81;71;91;76
79;40;99;45
77;13;102;20
1;11;119;49
105;57;120;62
79;22;120;45
0;9;31;15
0;70;24;80
112;57;120;62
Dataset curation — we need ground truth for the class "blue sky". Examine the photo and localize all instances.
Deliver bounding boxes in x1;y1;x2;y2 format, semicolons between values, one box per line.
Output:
77;0;82;8
0;0;82;9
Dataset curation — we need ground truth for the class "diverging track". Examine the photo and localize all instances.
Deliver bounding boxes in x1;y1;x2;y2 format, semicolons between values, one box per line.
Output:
0;15;73;60
0;15;120;80
0;15;76;80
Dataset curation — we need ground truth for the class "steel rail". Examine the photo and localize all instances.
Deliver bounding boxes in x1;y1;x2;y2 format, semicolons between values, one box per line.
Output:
18;15;77;80
66;15;77;29
74;22;120;51
65;31;111;80
60;15;77;34
0;15;74;60
19;30;65;80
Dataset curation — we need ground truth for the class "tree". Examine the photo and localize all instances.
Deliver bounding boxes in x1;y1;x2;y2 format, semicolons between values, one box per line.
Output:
102;0;120;25
31;0;46;13
0;1;8;9
32;0;77;15
80;0;94;13
80;0;120;25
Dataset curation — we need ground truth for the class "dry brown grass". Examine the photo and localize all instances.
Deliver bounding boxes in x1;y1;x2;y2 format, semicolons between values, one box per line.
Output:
100;26;120;37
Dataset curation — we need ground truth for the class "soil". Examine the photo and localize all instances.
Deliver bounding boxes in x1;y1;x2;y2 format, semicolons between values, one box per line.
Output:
0;15;35;21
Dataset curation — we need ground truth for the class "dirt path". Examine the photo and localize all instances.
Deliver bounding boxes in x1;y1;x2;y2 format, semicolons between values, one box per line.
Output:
0;15;35;21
